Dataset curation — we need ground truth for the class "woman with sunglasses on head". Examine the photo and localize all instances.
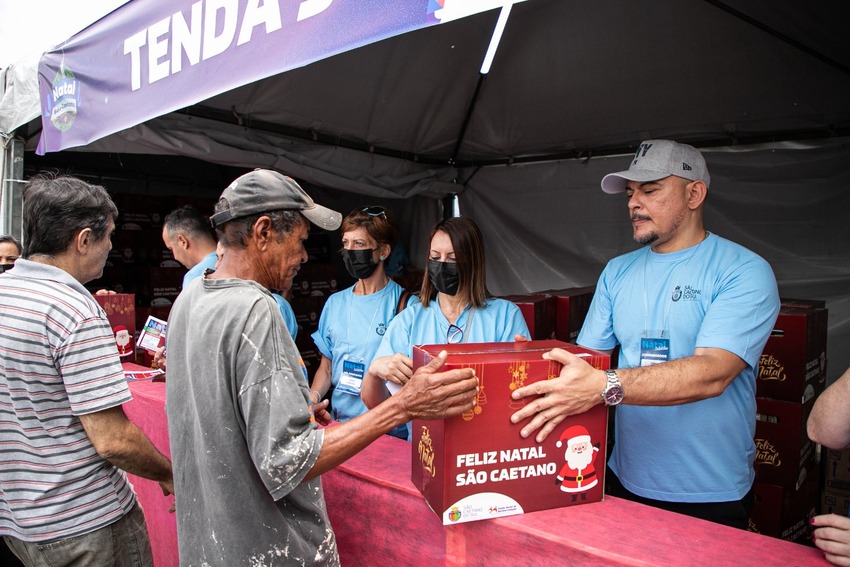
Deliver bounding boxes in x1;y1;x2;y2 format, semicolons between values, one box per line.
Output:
361;217;529;438
310;206;411;438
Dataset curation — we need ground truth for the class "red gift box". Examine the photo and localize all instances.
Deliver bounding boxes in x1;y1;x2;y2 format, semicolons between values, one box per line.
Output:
537;286;595;343
411;340;609;524
94;293;136;336
754;396;817;488
748;469;819;544
94;293;137;360
757;307;827;403
499;294;556;340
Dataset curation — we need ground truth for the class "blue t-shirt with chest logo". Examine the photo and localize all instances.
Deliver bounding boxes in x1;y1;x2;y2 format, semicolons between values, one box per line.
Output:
312;280;411;438
578;232;779;503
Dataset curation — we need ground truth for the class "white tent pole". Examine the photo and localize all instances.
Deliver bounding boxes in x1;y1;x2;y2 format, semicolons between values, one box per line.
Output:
480;2;513;75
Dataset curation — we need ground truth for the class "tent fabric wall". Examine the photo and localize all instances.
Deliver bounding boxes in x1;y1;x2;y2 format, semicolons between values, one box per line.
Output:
461;138;850;380
73;113;462;200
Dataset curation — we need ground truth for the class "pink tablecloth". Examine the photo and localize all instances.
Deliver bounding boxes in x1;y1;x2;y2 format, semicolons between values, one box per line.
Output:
123;377;826;566
123;378;177;567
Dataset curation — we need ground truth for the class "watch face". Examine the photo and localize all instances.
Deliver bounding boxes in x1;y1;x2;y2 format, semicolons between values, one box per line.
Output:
604;385;624;406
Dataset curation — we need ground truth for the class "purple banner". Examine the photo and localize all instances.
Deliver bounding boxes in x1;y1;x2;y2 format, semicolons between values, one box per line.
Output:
37;0;477;154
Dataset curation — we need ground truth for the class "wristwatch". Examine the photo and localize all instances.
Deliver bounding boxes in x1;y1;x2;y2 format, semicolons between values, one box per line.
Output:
601;369;624;406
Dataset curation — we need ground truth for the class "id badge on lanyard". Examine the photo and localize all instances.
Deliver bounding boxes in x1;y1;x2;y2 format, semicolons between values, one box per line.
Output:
337;358;365;395
640;331;670;367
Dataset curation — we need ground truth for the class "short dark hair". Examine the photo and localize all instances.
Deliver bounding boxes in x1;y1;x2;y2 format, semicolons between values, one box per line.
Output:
213;198;305;248
163;205;216;242
419;217;490;308
23;174;118;258
0;235;23;255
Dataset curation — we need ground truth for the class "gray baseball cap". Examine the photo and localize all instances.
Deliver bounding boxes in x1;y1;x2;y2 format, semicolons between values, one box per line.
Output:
601;140;710;194
210;169;341;230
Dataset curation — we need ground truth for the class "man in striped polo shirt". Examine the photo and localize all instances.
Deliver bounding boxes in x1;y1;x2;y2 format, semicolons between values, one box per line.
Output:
0;175;174;567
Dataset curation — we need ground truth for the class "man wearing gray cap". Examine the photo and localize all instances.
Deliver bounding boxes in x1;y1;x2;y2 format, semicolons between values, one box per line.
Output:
165;169;478;565
511;140;780;529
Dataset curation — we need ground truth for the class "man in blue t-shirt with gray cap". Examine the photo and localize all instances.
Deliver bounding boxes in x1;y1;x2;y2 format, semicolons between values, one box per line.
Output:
510;140;780;529
165;169;479;565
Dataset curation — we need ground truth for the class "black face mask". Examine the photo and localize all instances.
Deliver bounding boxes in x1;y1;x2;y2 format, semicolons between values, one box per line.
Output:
428;259;460;296
342;249;379;280
0;264;14;273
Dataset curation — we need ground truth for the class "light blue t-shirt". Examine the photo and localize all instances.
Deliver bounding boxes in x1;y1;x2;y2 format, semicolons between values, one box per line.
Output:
311;280;411;438
272;293;299;340
376;296;530;359
578;233;780;503
376;295;530;440
182;251;218;288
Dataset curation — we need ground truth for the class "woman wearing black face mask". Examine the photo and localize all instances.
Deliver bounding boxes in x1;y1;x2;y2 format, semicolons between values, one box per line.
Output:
310;207;411;439
0;235;22;273
361;217;530;440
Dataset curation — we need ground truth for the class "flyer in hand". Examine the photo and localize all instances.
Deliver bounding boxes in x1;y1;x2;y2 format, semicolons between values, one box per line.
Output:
137;315;167;354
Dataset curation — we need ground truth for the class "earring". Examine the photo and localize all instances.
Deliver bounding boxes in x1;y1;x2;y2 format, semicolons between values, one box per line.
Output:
379;257;385;262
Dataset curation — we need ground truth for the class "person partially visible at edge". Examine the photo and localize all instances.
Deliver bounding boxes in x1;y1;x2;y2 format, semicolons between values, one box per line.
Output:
0;235;22;272
162;204;218;288
510;140;780;530
311;206;413;438
0;174;174;567
808;366;850;564
153;208;219;371
164;168;478;565
361;216;530;440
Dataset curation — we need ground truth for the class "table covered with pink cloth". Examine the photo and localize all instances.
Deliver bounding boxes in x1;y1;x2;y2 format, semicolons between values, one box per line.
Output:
123;377;826;566
122;377;177;567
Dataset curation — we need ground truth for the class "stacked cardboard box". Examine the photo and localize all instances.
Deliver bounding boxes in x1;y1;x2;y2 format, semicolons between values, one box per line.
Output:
536;286;595;343
822;449;850;516
498;294;556;340
749;300;828;543
499;287;596;342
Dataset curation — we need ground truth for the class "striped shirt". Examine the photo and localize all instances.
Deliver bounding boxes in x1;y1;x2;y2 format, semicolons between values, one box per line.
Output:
0;259;135;542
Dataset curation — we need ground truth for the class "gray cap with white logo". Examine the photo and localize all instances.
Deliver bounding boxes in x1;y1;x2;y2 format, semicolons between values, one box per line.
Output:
601;140;710;194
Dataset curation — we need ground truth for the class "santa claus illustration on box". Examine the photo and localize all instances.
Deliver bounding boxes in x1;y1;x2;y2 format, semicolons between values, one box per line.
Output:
114;325;134;358
555;424;599;501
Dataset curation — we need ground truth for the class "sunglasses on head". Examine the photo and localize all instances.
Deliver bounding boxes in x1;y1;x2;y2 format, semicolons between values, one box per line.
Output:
361;206;386;217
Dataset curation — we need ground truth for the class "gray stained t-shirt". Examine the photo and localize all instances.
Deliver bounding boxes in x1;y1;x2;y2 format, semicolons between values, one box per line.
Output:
166;277;338;566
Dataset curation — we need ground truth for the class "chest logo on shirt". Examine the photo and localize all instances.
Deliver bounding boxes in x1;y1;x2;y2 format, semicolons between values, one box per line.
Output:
672;285;702;302
376;322;387;336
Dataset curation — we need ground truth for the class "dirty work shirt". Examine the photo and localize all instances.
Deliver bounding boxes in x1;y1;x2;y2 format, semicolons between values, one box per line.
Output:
166;277;337;566
578;232;779;503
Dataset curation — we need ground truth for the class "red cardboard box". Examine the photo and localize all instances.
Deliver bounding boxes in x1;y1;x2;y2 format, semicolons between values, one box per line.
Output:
411;340;609;524
822;489;850;517
95;293;136;336
748;470;819;544
500;294;556;340
94;293;136;360
824;448;850;493
780;297;827;310
537;286;595;343
758;307;827;403
754;396;817;488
